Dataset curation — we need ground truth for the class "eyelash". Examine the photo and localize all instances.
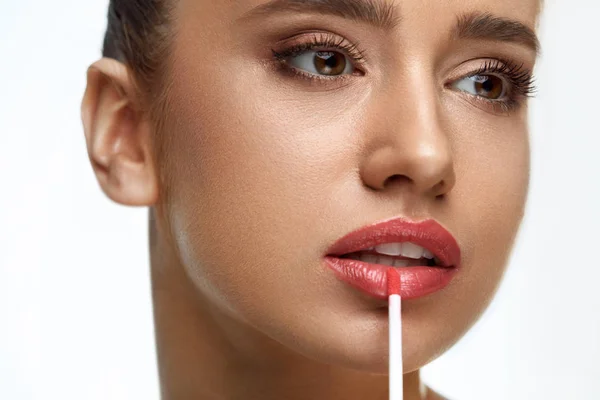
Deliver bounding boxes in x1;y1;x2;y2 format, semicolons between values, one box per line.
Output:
462;58;537;113
271;33;537;113
271;32;366;82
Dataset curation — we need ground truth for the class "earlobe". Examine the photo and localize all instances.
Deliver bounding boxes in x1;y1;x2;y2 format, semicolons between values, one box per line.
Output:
81;58;158;206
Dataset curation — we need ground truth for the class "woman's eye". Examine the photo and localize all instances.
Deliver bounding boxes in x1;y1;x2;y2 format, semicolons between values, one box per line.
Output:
453;74;507;100
287;50;354;76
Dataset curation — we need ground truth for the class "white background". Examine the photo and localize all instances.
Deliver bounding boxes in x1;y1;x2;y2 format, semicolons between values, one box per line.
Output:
1;1;598;399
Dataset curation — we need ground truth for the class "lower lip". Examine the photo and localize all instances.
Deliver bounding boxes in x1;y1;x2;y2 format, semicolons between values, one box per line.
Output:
324;256;458;300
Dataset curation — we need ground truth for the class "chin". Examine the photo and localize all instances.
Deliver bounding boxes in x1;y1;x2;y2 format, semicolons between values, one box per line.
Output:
267;310;439;375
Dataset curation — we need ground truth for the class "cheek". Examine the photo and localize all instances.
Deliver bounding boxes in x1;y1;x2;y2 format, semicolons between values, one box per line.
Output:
158;63;361;321
448;113;530;324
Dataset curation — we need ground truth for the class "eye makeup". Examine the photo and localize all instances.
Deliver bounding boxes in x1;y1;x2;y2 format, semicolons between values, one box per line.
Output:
448;58;536;113
269;30;537;114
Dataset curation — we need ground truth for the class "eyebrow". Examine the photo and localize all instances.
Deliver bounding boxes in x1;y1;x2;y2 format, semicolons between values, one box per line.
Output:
237;0;401;31
238;1;540;54
455;12;540;54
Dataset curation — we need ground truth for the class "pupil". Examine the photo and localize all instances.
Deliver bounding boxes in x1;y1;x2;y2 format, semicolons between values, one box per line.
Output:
315;51;345;75
475;75;503;99
482;78;494;92
325;55;337;68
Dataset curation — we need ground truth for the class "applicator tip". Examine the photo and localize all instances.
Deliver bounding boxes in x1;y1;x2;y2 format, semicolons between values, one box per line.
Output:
387;267;401;296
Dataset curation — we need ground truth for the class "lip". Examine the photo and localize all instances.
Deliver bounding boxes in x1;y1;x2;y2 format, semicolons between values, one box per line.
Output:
323;216;461;300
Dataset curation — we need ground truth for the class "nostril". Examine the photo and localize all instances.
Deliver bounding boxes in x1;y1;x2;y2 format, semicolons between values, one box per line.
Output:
383;174;411;188
432;180;448;198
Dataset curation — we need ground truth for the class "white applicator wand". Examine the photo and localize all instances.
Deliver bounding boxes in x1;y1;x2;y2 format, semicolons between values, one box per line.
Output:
387;267;403;400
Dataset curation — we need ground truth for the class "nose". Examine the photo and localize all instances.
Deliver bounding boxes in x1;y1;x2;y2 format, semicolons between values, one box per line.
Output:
359;77;455;198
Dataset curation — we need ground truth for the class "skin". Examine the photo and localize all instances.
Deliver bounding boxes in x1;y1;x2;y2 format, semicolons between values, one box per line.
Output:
81;0;541;399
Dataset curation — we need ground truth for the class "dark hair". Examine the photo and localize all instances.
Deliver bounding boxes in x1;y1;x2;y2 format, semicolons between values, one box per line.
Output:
102;0;173;102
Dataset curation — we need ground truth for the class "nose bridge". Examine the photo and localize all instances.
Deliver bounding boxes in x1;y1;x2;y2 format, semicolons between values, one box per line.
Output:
359;66;455;197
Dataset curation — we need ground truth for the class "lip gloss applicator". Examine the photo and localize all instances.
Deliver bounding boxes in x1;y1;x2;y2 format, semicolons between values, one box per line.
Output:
387;267;403;400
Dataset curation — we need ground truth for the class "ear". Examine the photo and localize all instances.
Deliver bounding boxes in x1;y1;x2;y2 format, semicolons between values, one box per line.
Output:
81;58;158;206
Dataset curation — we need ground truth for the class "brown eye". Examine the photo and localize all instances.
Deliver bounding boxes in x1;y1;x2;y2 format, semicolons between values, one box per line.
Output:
453;74;507;100
314;51;347;75
287;50;354;76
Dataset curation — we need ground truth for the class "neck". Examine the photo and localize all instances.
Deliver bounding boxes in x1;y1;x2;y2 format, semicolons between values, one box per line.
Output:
149;218;428;400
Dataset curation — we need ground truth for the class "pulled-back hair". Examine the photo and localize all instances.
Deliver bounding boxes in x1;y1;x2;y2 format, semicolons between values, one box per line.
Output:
102;0;174;103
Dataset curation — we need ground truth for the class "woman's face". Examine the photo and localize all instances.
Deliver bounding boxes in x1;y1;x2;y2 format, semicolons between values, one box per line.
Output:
156;0;538;372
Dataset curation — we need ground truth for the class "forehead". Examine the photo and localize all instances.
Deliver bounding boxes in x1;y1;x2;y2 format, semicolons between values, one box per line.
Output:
174;0;541;66
182;0;541;29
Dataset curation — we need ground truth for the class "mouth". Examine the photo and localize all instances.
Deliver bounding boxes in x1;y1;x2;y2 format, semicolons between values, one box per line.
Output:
338;242;442;268
323;217;461;300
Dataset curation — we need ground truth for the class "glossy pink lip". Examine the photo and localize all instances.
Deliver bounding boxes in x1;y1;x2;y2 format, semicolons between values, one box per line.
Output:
323;217;461;300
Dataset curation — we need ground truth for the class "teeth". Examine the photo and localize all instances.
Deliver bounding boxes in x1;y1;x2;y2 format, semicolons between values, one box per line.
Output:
423;249;434;259
344;242;438;266
393;259;409;267
371;242;429;259
399;242;425;259
374;255;395;267
348;254;412;267
374;242;403;256
362;254;379;264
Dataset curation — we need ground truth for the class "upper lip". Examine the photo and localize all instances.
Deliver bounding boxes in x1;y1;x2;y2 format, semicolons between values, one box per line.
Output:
325;216;461;267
